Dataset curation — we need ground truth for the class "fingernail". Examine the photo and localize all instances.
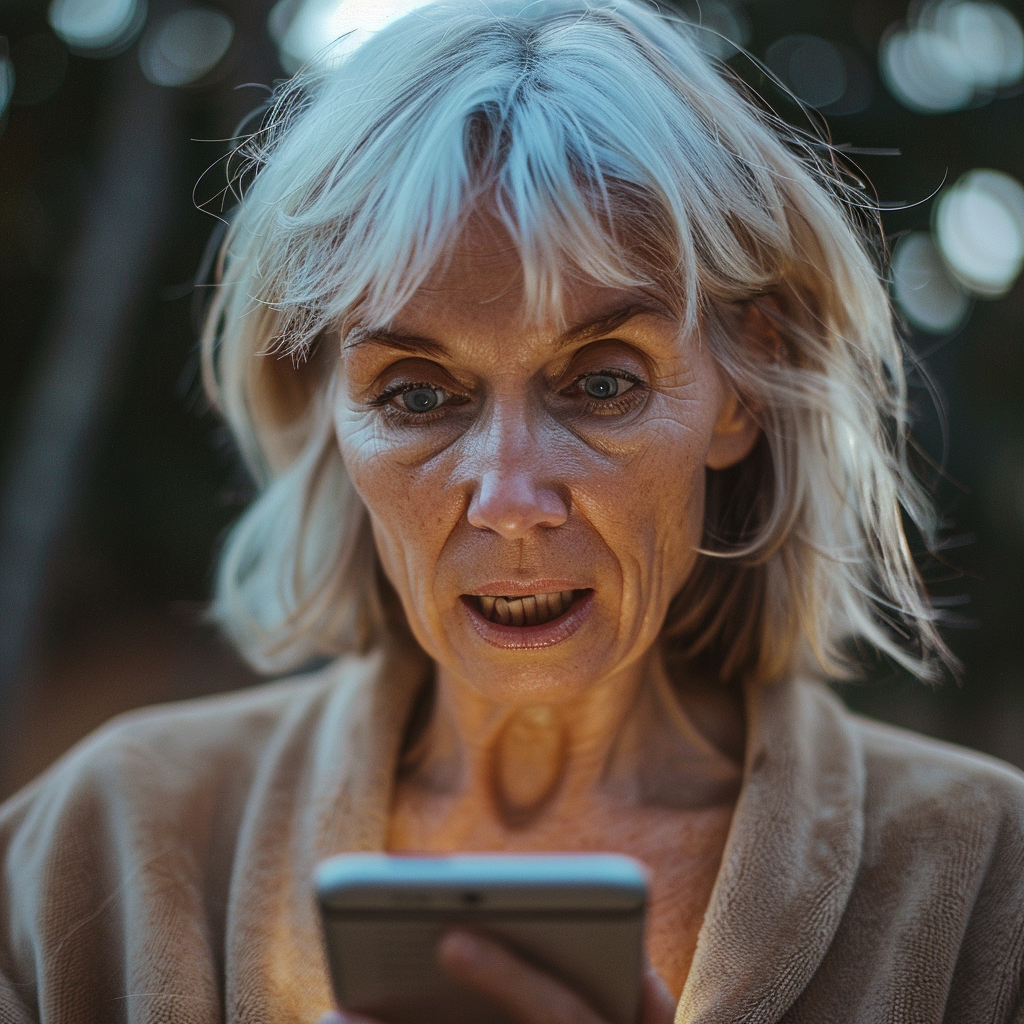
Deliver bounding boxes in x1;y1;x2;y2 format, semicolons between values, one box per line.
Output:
438;928;479;963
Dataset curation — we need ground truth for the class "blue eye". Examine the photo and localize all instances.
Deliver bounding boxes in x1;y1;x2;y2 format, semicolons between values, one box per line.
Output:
398;387;447;413
582;374;631;400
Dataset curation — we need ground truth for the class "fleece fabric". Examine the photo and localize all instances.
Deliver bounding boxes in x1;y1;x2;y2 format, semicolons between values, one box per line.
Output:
1;643;1023;1023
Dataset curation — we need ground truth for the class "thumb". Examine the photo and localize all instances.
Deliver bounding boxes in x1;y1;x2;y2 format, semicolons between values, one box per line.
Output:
639;961;677;1023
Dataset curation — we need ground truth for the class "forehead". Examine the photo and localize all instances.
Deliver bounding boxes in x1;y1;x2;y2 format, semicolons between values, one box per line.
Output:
361;212;675;353
403;216;528;325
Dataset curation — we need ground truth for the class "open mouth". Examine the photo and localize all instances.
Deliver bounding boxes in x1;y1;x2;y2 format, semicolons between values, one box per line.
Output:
473;590;586;627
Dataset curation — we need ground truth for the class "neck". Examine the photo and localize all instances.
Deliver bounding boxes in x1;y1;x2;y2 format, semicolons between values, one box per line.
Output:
397;646;744;830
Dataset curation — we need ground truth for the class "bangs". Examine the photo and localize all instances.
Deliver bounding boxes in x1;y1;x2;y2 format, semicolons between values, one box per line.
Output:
241;2;784;354
346;143;674;339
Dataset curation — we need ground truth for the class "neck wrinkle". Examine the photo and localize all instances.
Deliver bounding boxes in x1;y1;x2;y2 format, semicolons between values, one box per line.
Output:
406;649;655;805
599;650;744;809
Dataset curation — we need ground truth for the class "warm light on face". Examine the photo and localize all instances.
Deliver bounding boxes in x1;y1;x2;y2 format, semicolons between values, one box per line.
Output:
330;222;758;704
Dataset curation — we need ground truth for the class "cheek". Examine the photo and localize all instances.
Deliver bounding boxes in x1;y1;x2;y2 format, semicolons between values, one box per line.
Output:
635;417;708;528
333;409;463;610
574;407;713;603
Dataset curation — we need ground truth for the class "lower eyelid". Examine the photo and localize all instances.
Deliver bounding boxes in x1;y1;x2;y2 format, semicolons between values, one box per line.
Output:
379;391;472;425
577;388;648;418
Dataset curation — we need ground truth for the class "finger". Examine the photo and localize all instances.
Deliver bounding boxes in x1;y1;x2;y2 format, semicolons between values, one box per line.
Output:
438;929;605;1024
639;961;677;1024
316;1010;380;1024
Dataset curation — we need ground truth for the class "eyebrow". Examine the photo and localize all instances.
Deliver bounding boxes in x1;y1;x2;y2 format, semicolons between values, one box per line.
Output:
555;299;673;349
343;298;673;357
342;327;447;357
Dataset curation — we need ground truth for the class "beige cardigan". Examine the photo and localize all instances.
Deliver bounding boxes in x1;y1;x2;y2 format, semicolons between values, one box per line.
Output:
2;643;1023;1024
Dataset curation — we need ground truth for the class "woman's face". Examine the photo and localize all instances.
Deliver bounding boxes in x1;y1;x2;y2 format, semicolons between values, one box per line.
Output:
334;220;759;704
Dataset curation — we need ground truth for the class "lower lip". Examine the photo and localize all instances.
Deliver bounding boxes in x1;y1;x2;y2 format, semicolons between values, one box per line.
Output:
460;591;595;649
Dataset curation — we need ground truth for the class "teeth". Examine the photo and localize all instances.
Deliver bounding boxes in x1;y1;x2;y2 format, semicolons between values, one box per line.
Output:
476;590;580;626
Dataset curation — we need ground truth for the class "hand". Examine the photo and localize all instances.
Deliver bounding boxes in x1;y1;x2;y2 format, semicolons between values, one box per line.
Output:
437;929;676;1024
317;1012;376;1024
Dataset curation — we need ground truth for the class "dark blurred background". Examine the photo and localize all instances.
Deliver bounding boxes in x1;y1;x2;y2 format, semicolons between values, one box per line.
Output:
1;0;1022;799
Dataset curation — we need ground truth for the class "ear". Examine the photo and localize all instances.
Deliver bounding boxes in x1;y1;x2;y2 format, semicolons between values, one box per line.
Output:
706;388;760;470
704;297;784;470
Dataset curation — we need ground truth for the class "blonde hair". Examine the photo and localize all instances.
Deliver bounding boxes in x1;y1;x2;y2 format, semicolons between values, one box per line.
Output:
202;0;949;683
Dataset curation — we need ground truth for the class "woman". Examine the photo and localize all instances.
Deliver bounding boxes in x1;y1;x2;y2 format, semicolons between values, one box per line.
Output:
2;1;1023;1022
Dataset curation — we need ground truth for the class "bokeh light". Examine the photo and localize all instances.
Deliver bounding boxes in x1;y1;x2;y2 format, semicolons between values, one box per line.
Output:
891;231;971;334
682;0;751;61
764;34;873;114
934;169;1024;297
139;8;234;88
767;35;845;108
48;0;146;55
947;1;1024;89
880;1;1024;113
270;0;434;73
0;40;14;122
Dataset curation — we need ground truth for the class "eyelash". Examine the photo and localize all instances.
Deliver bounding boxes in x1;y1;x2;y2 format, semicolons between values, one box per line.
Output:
369;381;465;425
369;368;649;425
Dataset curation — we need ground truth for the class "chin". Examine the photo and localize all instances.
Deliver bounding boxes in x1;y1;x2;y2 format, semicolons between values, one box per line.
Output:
452;655;609;705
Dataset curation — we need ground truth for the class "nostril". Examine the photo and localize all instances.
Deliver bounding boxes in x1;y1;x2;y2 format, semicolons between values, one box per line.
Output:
467;471;569;537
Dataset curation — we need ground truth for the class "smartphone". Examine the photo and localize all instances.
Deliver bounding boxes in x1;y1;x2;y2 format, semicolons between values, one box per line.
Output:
315;852;648;1024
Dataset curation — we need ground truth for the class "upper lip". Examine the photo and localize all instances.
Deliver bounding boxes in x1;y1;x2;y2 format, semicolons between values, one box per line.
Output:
465;580;588;597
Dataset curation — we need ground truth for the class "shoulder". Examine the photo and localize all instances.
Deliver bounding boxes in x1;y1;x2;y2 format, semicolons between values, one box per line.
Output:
775;694;1024;1019
848;710;1024;839
843;709;1024;1016
13;673;325;804
0;653;381;840
846;710;1024;888
0;646;419;1019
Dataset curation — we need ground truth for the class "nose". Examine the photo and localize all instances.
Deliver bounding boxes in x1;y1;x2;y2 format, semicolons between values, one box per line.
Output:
466;469;569;539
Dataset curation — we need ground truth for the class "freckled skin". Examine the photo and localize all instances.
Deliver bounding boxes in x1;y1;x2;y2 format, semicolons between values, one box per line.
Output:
332;216;760;1002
